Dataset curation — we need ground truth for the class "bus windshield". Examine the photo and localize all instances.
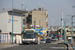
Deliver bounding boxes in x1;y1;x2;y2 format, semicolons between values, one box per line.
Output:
23;33;35;38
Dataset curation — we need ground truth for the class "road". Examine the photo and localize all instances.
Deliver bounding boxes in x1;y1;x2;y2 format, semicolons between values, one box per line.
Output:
0;42;67;50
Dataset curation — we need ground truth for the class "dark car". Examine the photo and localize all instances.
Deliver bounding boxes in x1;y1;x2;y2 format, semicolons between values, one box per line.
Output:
46;38;51;43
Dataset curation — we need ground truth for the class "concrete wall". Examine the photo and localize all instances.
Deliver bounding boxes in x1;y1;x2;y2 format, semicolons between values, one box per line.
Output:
7;12;21;33
0;12;8;32
32;10;47;33
0;11;21;34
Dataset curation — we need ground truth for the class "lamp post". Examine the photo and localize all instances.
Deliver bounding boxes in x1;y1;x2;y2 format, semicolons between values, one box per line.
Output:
64;20;66;42
66;15;75;42
63;18;72;42
61;9;63;42
21;3;24;31
12;0;14;44
71;16;73;42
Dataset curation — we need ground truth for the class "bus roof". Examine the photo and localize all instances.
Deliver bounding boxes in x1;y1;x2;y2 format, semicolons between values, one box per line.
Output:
24;29;35;31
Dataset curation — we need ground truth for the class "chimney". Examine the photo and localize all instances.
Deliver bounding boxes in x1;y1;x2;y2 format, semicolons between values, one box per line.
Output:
38;8;41;10
34;9;37;10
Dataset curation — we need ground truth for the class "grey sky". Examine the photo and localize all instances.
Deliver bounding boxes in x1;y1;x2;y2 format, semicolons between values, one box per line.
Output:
0;0;75;27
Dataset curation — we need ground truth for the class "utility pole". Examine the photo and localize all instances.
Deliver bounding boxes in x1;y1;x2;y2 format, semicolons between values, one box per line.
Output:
64;20;66;42
12;0;14;44
71;16;73;42
62;9;63;27
66;15;75;42
21;2;24;31
61;9;63;42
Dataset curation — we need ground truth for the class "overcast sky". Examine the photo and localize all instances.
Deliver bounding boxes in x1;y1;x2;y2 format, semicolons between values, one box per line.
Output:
0;0;75;27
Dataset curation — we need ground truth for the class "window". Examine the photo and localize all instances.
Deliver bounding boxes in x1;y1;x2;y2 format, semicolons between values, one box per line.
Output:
23;33;34;38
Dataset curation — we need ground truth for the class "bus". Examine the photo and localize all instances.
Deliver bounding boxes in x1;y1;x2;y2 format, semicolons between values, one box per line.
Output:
21;29;38;44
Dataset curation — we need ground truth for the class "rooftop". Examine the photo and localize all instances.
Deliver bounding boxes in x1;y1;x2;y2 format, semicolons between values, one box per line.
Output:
0;8;28;13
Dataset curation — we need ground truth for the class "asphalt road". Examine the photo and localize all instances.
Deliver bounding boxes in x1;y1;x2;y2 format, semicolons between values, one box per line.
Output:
0;42;67;50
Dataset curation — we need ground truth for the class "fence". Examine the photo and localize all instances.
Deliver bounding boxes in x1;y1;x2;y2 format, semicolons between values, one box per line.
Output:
0;33;11;43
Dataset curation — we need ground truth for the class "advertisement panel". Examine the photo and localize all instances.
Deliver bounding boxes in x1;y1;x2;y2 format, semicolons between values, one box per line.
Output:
33;27;43;35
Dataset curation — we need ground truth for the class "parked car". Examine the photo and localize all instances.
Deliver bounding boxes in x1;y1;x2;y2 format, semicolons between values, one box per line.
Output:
51;37;58;41
46;38;51;43
40;39;46;44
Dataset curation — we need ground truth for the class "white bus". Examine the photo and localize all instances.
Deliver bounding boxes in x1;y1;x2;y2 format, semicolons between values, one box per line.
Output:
21;29;38;44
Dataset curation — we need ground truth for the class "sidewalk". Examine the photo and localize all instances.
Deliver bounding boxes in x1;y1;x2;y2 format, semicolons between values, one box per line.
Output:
54;41;75;50
0;43;19;49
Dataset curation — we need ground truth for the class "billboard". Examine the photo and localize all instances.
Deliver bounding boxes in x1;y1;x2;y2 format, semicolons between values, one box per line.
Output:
33;27;43;35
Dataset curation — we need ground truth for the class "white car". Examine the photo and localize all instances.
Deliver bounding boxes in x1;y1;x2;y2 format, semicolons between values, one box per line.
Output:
40;39;46;44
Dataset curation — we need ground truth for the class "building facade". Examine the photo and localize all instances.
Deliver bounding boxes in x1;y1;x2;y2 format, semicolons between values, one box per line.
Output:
32;8;48;34
23;8;48;34
0;8;27;43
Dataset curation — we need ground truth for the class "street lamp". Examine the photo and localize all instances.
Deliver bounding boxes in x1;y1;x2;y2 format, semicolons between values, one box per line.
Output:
21;2;24;31
71;15;75;42
63;20;66;42
12;0;14;44
66;15;75;42
61;9;63;42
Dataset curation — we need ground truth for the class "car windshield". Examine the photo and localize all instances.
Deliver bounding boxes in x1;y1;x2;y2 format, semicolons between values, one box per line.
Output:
41;39;45;41
23;33;34;38
46;39;50;40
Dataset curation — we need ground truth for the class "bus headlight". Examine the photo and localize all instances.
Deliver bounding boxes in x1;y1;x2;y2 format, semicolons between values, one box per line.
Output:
22;39;24;41
33;38;35;41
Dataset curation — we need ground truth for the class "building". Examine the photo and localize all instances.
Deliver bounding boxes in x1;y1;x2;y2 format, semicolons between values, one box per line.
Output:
32;8;48;34
23;8;48;34
23;11;32;29
0;8;27;43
